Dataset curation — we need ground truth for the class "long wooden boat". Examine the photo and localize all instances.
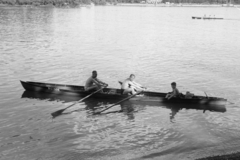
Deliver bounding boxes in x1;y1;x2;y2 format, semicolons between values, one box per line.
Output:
192;16;223;20
20;81;227;105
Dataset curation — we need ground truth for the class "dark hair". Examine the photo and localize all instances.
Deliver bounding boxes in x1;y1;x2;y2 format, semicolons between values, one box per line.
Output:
130;74;135;78
171;82;176;86
92;70;97;74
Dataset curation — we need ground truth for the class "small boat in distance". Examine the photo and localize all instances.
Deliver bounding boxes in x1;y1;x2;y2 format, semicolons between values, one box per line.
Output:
20;81;227;106
192;16;223;20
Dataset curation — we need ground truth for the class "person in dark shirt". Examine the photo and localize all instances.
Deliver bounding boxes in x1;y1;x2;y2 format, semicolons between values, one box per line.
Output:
165;82;180;100
85;71;107;91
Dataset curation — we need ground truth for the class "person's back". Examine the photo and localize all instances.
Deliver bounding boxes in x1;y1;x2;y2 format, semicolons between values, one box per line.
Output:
121;78;131;90
172;87;179;96
85;76;95;90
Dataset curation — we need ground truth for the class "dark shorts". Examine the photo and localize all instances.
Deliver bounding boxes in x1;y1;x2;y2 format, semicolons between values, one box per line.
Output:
120;89;124;95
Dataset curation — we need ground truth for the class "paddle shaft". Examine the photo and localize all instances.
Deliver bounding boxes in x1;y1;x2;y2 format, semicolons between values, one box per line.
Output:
64;87;105;110
96;91;143;114
204;92;208;99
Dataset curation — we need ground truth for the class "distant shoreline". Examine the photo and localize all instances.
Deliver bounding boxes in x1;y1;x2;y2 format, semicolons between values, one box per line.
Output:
116;3;240;8
0;3;91;8
0;2;240;8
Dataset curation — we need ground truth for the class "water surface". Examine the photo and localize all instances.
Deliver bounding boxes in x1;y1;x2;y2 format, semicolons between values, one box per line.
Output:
0;6;240;160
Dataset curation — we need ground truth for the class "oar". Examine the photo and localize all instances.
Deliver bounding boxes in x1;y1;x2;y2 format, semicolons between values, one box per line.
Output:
204;92;208;99
118;81;147;91
94;91;143;115
203;92;209;113
51;86;106;117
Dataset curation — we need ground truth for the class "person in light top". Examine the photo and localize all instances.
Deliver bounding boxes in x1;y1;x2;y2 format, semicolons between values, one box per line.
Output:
121;74;146;95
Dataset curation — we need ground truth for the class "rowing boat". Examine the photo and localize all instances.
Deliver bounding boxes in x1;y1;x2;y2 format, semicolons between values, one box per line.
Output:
20;80;227;105
192;16;223;20
192;16;202;19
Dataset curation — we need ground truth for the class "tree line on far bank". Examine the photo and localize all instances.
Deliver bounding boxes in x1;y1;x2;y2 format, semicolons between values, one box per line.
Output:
0;0;91;6
161;0;240;4
0;0;239;6
122;0;240;4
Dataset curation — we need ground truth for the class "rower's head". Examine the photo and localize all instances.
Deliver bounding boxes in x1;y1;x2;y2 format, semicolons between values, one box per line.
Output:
92;70;97;78
129;74;135;81
171;82;177;89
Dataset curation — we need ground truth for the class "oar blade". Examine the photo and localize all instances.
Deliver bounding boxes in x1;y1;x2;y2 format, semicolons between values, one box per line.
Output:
50;86;107;118
93;112;101;115
51;109;66;118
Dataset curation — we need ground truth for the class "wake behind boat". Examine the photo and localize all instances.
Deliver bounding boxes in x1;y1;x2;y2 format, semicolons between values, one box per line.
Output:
20;80;227;105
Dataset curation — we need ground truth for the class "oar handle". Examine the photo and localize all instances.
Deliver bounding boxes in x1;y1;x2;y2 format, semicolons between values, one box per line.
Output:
96;91;143;114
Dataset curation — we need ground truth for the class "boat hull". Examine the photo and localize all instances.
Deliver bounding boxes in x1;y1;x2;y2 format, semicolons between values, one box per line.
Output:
20;80;227;105
20;80;128;100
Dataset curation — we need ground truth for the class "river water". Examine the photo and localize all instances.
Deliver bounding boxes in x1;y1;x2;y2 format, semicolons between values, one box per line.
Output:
0;5;240;160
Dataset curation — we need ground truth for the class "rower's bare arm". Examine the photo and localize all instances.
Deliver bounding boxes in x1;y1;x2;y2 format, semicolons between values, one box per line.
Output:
132;81;146;90
128;81;136;88
168;90;178;99
95;78;107;86
92;78;101;85
168;92;175;99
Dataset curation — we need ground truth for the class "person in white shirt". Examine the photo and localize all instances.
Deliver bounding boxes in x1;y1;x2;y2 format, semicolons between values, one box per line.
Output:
121;74;146;95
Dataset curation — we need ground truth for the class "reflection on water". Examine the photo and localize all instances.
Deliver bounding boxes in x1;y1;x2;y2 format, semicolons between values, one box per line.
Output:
169;106;182;122
21;90;81;103
22;90;227;121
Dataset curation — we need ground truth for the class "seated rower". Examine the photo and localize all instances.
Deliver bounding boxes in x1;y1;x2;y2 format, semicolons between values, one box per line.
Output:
165;82;180;100
85;70;107;92
121;74;146;95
